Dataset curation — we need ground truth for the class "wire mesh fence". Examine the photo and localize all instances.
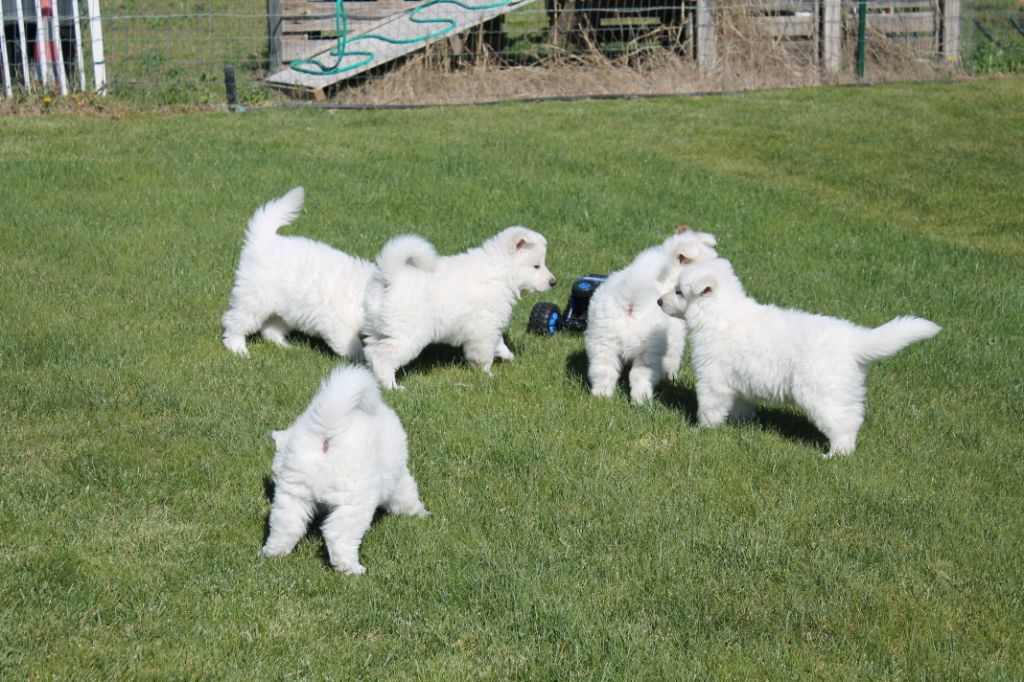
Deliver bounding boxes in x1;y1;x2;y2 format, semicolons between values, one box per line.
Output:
1;0;1018;107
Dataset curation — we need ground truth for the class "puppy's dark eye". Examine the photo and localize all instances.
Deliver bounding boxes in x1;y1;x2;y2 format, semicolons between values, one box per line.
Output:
675;288;682;296
534;264;541;269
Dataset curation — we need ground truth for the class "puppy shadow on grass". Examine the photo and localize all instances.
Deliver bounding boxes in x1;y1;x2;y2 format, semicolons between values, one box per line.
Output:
288;332;337;358
654;381;699;423
752;407;829;452
261;476;386;570
251;333;522;385
565;350;699;414
397;342;509;383
564;350;590;392
656;390;829;451
562;350;828;451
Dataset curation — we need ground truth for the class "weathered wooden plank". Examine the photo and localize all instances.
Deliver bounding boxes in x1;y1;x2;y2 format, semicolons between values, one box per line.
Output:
282;38;340;63
761;14;815;38
870;10;935;35
282;0;417;31
752;1;814;12
283;0;342;16
941;0;959;58
267;0;537;92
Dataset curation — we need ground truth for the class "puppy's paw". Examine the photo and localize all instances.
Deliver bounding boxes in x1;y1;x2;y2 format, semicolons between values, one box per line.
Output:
223;336;250;357
334;561;367;576
630;385;654;405
260;545;288;558
261;329;291;348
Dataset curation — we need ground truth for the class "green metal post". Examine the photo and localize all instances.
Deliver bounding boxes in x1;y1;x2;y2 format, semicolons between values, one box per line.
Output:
855;0;867;78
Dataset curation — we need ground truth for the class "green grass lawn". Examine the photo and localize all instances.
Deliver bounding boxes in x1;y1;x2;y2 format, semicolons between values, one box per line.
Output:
1;77;1023;678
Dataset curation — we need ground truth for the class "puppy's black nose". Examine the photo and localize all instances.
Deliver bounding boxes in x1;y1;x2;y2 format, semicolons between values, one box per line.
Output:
549;277;557;287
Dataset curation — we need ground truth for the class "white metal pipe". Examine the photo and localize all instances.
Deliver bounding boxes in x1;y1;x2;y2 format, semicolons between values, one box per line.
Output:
86;0;105;94
50;0;68;94
71;0;86;89
0;13;12;97
15;0;30;89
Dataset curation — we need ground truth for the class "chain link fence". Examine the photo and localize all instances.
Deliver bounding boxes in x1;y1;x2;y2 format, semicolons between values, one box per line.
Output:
2;0;1021;107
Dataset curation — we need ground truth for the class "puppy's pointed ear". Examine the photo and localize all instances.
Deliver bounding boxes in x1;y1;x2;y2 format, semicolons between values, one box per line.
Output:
676;243;702;265
504;227;537;253
696;231;717;248
271;430;288;449
689;271;718;298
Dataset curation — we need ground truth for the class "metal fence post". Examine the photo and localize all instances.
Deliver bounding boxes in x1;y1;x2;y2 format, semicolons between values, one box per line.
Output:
268;0;282;73
821;0;840;75
941;0;960;63
696;0;715;73
855;0;867;79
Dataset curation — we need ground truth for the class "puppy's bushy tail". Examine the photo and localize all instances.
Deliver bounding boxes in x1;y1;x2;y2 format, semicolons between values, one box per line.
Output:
314;366;382;428
244;186;304;245
619;248;669;307
855;316;941;364
376;234;438;282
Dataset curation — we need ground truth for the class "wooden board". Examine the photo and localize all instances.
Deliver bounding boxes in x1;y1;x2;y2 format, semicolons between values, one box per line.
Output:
267;0;536;97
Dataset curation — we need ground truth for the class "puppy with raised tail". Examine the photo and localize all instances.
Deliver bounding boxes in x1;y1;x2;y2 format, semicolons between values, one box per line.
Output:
363;227;556;389
222;187;375;359
658;258;940;457
585;227;718;404
261;365;429;575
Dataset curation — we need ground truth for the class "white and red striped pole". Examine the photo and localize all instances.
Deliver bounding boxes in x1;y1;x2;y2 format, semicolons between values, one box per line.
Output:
34;0;48;87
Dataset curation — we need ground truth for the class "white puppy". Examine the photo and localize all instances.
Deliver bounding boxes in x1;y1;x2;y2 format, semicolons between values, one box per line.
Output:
222;187;375;359
585;227;718;404
261;365;429;575
362;227;556;389
658;258;941;457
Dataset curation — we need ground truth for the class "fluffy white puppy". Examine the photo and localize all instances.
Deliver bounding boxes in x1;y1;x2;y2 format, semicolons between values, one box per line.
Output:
362;227;556;389
261;365;429;575
659;258;941;457
585;227;718;404
222;187;375;359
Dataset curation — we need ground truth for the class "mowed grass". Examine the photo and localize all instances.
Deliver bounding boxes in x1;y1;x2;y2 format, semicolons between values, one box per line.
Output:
1;78;1022;678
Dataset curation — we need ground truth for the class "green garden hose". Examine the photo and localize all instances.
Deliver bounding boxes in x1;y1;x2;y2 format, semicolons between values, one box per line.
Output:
291;0;515;76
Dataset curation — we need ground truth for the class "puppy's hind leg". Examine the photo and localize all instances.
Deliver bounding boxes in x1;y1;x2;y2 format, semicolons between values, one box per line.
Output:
695;379;735;428
810;405;864;459
222;305;265;357
260;315;291;348
464;338;499;375
322;327;363;360
262;489;316;558
321;502;376;575
366;336;424;390
386;471;430;518
587;348;622;399
628;357;662;405
495;337;515;362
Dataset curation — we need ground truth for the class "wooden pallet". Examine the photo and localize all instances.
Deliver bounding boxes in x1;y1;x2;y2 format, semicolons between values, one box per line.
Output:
693;0;958;74
266;0;535;99
856;0;941;52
